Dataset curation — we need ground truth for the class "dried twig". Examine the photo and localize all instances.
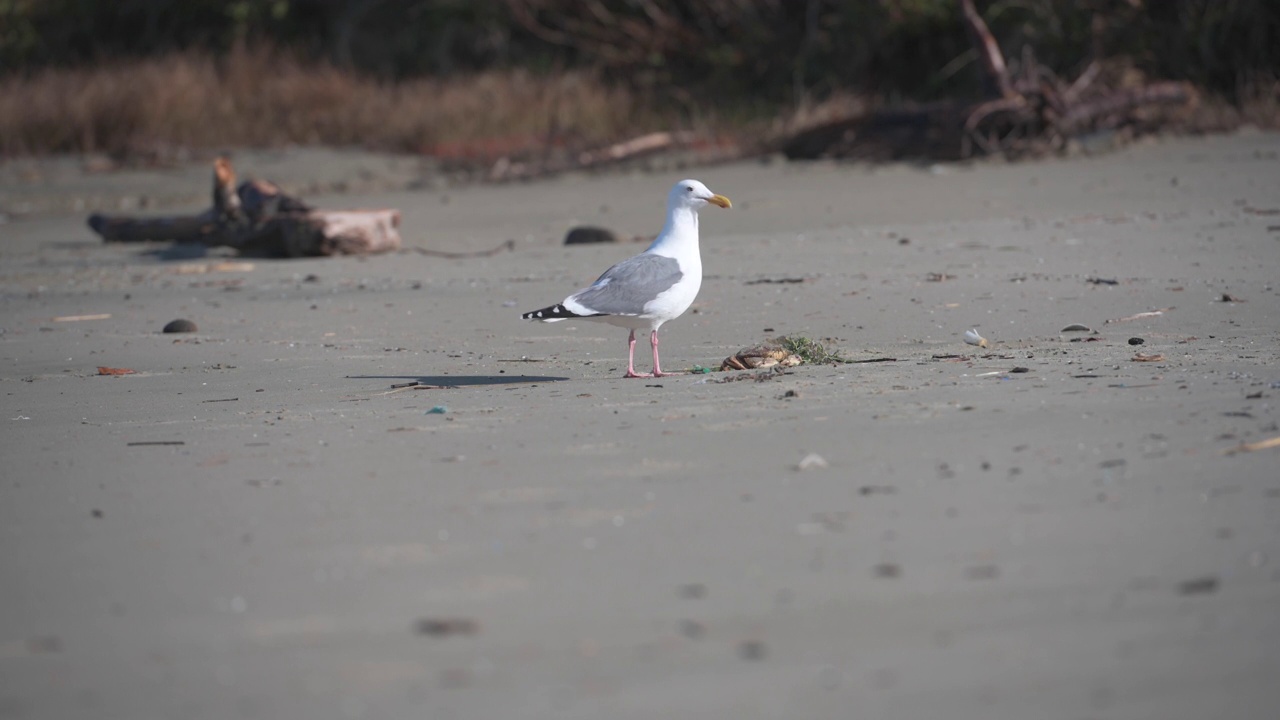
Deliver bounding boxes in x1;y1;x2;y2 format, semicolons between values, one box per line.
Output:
410;239;515;259
377;382;458;395
1106;307;1174;324
1222;435;1280;455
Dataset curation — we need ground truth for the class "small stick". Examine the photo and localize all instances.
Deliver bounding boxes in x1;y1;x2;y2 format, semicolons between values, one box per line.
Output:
1106;307;1174;324
54;314;111;322
377;382;457;395
410;240;515;259
1223;435;1280;455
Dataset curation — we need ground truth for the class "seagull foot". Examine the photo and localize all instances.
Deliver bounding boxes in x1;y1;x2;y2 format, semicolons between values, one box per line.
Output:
623;371;654;379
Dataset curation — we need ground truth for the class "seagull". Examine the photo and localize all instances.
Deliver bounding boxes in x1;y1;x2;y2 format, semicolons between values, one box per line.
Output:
523;179;731;378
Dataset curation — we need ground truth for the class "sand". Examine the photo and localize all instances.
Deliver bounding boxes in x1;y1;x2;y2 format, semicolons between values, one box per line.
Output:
1;132;1278;719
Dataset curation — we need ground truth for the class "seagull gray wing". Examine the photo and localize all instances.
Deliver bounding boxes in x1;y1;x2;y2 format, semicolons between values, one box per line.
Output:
567;253;683;316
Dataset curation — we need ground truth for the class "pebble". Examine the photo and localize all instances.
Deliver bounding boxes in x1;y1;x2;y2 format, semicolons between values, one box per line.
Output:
1128;337;1145;345
414;618;480;636
1177;577;1219;596
738;640;767;661
564;226;620;245
678;620;705;639
163;318;197;333
874;563;902;578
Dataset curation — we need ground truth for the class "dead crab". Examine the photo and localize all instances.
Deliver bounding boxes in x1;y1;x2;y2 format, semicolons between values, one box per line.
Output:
721;343;802;371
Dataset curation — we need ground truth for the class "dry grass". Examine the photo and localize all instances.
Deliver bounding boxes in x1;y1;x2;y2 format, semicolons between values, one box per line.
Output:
0;44;650;159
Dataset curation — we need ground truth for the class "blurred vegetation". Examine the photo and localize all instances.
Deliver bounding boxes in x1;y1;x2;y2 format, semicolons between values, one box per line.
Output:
0;1;1275;156
4;1;1277;99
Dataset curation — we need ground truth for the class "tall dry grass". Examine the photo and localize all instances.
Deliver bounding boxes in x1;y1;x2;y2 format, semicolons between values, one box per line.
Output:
0;45;649;159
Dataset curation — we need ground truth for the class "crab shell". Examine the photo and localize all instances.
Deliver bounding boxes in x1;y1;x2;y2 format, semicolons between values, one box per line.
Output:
721;344;803;371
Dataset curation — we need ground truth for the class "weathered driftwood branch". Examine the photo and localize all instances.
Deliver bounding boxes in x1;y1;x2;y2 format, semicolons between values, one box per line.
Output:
87;157;401;257
487;131;720;183
780;0;1196;162
1056;81;1195;134
960;0;1015;100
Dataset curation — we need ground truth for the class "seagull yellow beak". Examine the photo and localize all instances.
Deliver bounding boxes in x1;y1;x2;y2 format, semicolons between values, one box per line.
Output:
705;194;732;209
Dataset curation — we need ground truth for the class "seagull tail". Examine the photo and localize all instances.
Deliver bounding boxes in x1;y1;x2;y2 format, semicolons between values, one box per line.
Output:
522;303;601;322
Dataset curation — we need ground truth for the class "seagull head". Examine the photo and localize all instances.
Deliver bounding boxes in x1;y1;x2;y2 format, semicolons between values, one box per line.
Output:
669;179;731;212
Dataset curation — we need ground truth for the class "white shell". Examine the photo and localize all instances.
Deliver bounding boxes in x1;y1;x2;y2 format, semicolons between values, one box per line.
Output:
963;328;989;348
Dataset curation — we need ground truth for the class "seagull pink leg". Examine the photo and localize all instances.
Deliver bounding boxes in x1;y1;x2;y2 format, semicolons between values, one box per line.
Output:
624;330;653;378
651;330;668;377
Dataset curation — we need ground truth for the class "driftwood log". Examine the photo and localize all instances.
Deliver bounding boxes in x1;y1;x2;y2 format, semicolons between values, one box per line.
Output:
87;157;401;257
781;0;1195;162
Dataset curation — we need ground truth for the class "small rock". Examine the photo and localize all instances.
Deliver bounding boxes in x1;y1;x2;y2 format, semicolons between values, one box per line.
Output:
564;226;620;245
414;618;480;637
1128;337;1145;345
678;620;705;639
163;319;197;334
678;583;707;599
738;640;767;661
1177;577;1219;596
874;563;902;578
964;565;1001;580
1061;324;1093;333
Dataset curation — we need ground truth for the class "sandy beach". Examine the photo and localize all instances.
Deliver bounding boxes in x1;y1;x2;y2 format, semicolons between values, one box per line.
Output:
2;131;1279;719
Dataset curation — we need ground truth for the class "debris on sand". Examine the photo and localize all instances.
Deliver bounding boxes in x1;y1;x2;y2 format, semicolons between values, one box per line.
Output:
414;618;480;637
163;319;198;333
1222;435;1280;455
721;343;802;371
796;453;829;471
718;335;849;371
97;366;136;376
88;156;401;257
963;328;989;348
779;336;848;364
1176;577;1219;596
564;226;621;245
1106;307;1173;324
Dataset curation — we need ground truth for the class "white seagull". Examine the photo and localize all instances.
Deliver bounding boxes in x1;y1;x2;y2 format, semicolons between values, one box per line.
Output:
523;179;731;378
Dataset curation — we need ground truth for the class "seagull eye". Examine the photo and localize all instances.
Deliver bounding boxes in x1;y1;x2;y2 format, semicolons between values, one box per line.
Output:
685;186;693;192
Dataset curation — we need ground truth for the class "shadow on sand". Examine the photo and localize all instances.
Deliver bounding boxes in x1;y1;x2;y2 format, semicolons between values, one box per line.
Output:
349;374;570;387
